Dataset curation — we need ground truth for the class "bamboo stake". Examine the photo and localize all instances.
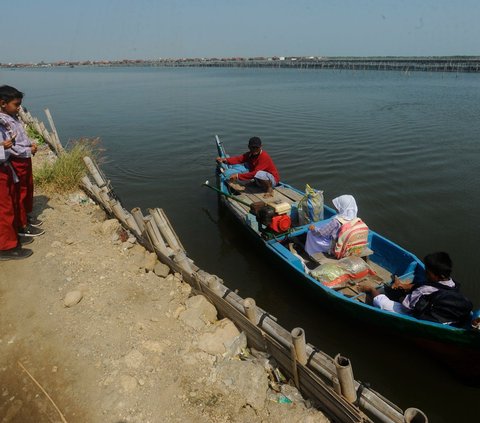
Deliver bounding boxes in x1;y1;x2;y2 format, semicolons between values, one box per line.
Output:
17;361;68;423
150;208;183;252
131;207;146;233
80;175;95;195
144;216;169;256
334;354;356;403
83;156;107;188
404;408;428;423
173;250;194;275
44;108;64;154
124;212;142;237
243;298;259;324
291;327;307;365
110;200;127;225
290;343;300;388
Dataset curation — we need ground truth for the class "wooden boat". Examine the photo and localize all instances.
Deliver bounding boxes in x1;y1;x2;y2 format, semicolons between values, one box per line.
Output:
210;136;480;381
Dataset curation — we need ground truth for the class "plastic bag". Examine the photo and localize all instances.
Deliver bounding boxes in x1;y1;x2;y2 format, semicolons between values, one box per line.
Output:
310;263;350;289
337;256;370;275
311;257;377;289
298;184;324;225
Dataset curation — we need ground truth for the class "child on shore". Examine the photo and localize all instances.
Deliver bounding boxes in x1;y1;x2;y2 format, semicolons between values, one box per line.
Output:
0;131;33;260
0;85;44;237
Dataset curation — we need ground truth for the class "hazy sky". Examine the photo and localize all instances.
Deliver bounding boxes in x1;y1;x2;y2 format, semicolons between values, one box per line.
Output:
2;0;479;63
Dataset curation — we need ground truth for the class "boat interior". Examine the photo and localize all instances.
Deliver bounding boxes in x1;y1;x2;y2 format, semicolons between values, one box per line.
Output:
223;180;421;303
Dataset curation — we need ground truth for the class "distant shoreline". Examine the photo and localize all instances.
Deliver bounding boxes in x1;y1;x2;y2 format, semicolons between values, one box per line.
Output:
2;56;480;73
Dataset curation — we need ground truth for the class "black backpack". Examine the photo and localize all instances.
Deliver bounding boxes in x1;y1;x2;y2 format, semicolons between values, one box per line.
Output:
412;282;473;326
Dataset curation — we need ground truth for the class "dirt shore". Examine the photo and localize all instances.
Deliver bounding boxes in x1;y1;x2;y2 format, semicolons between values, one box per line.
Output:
0;146;329;423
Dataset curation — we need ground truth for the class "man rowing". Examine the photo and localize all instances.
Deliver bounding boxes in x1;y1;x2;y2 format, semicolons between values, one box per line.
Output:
216;136;279;198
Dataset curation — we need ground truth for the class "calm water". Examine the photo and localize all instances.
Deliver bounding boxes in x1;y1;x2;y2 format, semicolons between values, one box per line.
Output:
2;66;480;422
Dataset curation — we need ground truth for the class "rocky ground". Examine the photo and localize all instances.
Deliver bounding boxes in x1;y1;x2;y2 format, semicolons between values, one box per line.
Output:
0;147;329;422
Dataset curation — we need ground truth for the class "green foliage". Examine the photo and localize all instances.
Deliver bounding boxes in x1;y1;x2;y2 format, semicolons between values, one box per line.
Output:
26;124;46;145
34;139;98;193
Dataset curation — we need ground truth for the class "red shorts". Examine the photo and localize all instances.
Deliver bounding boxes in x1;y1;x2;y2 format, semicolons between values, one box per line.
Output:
11;157;33;228
0;164;19;250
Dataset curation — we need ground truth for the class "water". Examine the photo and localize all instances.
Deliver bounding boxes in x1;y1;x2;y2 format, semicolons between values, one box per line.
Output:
2;66;480;421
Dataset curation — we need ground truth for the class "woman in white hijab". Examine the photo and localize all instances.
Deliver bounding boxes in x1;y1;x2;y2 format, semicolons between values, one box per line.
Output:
305;195;358;256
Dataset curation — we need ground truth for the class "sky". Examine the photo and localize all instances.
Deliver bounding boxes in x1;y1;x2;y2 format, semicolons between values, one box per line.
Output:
2;0;480;63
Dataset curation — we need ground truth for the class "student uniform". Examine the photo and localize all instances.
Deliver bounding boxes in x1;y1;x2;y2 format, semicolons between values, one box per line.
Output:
0;112;33;229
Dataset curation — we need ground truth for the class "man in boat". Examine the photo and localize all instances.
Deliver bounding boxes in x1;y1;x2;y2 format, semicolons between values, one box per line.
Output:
360;252;473;326
216;136;279;198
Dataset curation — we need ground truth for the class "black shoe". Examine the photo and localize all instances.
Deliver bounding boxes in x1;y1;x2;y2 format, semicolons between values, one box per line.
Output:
0;247;33;261
18;225;45;237
27;216;43;227
18;235;34;245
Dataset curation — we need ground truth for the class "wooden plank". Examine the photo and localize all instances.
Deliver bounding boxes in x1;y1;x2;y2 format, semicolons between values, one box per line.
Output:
275;185;305;202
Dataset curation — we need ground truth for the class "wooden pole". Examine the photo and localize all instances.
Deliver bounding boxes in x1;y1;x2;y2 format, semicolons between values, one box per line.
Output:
131;207;146;233
291;327;307;365
80;175;95;194
173;250;193;275
44;108;64;154
290;343;300;388
404;408;428;423
124;212;142;237
243;298;259;324
110;200;128;225
144;216;169;256
98;187;113;213
150;208;183;252
207;276;224;297
334;354;356;403
83;156;107;188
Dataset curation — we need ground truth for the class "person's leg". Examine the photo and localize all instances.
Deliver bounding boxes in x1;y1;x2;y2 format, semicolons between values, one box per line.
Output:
254;171;276;197
11;158;29;228
11;158;44;236
0;166;19;251
25;157;34;215
223;164;249;179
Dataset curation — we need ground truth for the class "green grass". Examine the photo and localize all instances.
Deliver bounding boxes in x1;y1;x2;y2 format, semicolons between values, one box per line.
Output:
34;139;99;193
26;124;46;145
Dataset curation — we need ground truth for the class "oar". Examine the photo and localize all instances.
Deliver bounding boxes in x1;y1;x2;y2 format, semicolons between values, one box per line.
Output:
202;180;251;207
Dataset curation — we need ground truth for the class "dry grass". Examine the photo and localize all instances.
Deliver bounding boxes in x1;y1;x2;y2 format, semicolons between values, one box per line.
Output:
34;139;99;193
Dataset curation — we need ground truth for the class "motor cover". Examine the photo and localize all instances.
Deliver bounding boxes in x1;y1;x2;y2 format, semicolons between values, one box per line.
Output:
269;214;292;233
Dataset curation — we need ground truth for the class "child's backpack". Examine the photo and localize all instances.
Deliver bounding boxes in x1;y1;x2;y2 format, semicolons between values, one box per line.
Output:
413;284;473;326
333;218;369;259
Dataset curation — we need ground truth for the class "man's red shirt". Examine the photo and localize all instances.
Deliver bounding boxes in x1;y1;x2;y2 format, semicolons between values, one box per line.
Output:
225;150;279;183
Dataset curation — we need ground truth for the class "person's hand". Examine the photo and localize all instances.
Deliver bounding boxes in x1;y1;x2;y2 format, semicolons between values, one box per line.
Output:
31;143;38;155
229;174;239;182
216;157;226;163
309;224;315;231
2;138;14;149
357;283;379;297
392;276;413;291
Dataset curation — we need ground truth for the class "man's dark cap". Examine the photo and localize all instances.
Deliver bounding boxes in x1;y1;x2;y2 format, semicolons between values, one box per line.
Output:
248;137;262;148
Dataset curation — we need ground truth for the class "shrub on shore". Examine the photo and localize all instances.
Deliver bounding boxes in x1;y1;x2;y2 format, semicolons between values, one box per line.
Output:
34;138;100;193
26;124;45;145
